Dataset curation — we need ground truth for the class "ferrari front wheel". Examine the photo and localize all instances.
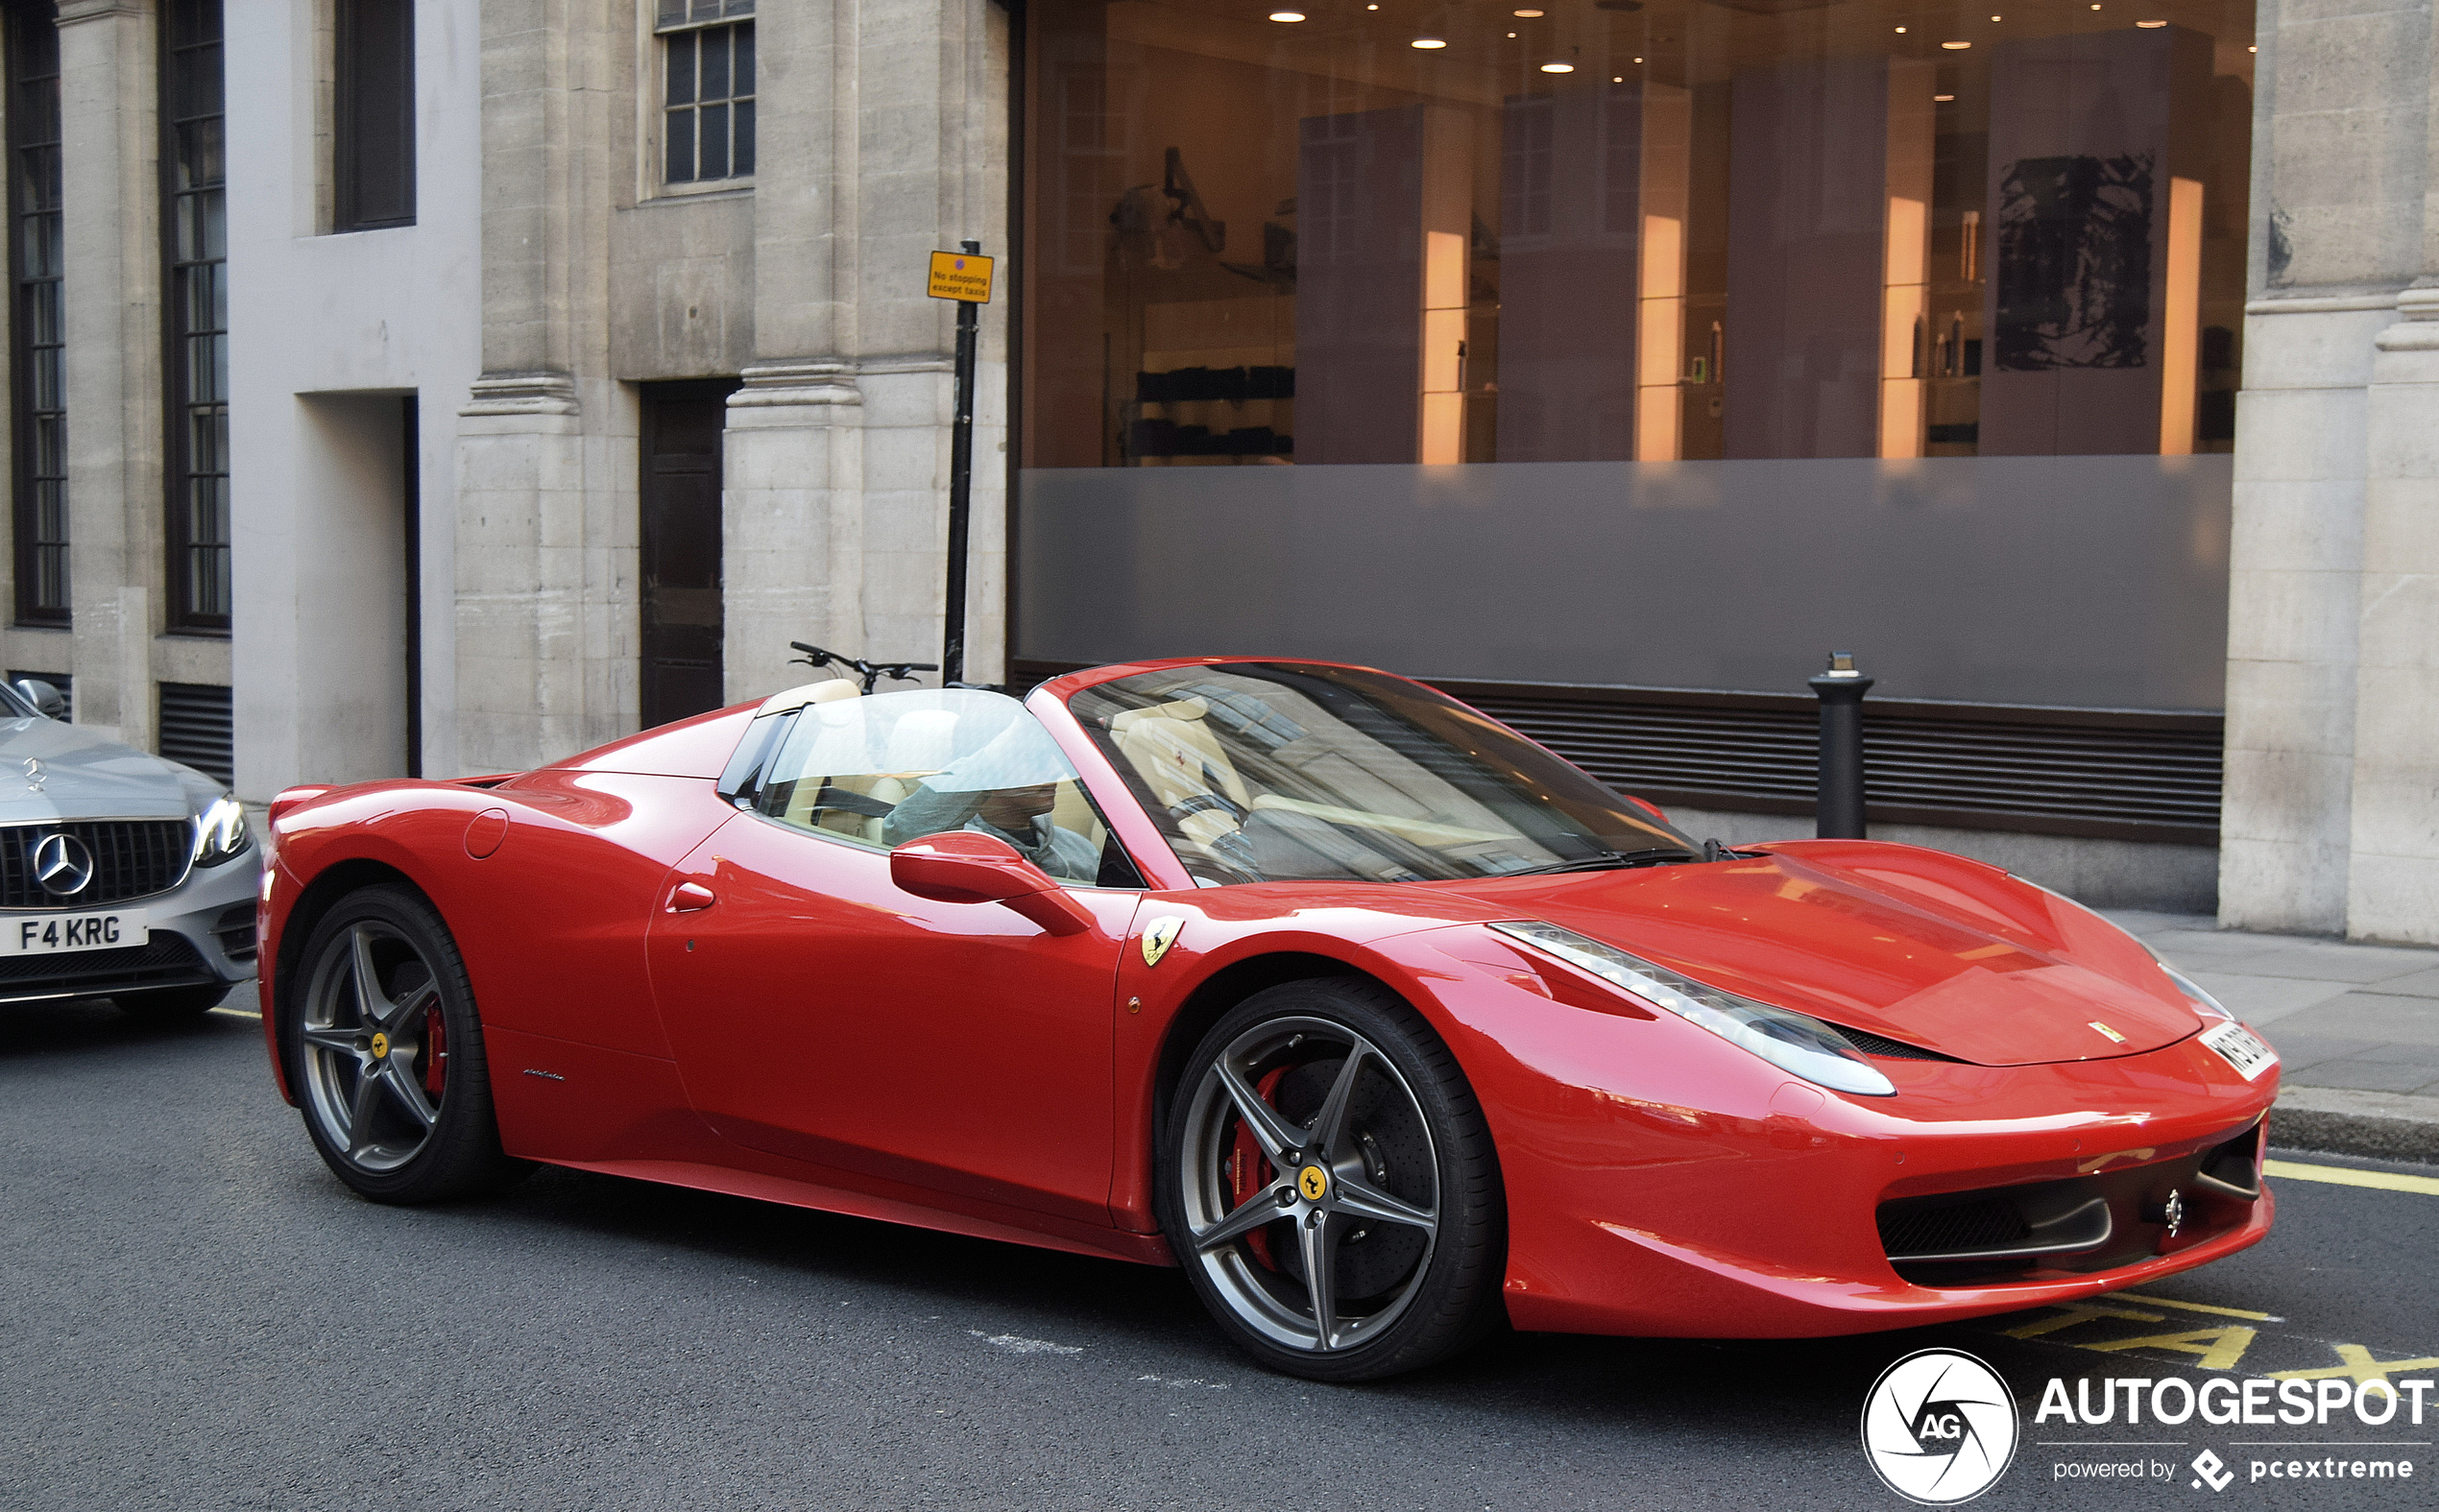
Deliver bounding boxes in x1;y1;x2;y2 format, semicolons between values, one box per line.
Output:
282;885;526;1204
1159;978;1506;1381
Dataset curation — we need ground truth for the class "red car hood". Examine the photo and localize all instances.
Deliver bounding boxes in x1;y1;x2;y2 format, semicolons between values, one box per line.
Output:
1446;839;2200;1067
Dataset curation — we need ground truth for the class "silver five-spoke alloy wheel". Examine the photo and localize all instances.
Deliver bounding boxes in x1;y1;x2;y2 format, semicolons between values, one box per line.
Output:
298;919;447;1174
1177;1014;1442;1356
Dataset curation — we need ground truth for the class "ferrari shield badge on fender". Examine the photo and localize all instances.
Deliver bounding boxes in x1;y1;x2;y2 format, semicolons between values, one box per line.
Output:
1141;916;1184;968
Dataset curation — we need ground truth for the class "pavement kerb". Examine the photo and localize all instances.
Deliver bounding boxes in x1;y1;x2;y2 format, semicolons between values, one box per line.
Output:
2271;1086;2439;1165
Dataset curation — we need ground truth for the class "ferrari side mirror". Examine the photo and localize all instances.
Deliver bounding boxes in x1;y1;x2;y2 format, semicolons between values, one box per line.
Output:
890;830;1093;936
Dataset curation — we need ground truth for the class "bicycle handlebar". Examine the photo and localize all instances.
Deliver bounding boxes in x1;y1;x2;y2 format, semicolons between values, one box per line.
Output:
786;642;939;694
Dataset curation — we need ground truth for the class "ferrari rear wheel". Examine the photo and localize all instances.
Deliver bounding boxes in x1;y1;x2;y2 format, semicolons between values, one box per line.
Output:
283;885;526;1204
1159;978;1506;1381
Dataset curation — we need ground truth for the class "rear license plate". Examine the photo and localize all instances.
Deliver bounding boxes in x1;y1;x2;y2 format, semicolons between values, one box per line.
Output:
2201;1020;2277;1080
0;910;146;956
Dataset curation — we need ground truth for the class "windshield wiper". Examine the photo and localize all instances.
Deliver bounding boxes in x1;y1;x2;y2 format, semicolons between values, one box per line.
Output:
1495;847;1701;877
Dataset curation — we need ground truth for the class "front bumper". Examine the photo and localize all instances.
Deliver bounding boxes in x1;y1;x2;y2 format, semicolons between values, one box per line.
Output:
1492;1029;2280;1337
0;850;260;1004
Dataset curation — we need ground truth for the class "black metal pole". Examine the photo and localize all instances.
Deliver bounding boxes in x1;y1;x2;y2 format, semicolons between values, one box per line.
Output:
943;238;982;685
1808;651;1873;839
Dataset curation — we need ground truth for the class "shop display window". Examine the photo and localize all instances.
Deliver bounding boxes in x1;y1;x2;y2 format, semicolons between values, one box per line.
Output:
1022;0;2253;467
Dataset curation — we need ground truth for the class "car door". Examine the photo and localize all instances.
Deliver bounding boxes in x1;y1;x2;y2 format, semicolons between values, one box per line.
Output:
642;688;1144;1229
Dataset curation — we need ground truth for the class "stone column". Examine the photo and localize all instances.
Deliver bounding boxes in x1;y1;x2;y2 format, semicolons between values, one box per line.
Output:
56;0;163;747
725;0;1009;701
456;0;625;771
2347;286;2439;940
2222;0;2439;940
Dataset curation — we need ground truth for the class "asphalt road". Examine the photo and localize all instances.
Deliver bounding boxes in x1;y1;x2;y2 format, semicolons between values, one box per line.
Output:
4;996;2435;1512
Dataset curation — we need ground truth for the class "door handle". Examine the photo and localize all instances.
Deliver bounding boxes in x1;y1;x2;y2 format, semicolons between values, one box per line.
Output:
666;880;716;913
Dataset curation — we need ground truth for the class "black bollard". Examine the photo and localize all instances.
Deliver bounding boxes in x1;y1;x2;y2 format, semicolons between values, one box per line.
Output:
1808;651;1873;839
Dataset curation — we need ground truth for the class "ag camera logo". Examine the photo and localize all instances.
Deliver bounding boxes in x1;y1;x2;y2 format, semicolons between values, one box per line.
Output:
1862;1349;2020;1504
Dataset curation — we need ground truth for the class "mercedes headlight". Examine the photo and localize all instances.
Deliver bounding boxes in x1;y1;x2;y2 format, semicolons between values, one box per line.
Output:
192;795;252;866
1489;920;1897;1097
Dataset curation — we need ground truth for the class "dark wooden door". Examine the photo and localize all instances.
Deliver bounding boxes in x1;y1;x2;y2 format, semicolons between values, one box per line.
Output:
640;380;738;729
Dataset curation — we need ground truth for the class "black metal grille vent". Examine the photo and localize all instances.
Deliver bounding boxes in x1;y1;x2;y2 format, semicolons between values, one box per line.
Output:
1878;1196;2030;1259
1446;687;2223;844
158;682;234;787
1831;1024;1966;1063
0;821;191;908
213;902;256;962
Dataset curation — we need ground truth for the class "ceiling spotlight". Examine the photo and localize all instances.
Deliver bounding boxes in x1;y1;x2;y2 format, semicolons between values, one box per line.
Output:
1411;35;1446;46
1934;92;1954;100
1612;74;1623;80
1632;55;1644;61
1508;31;1517;36
1268;10;1305;19
1894;24;1907;32
2247;42;2257;50
1513;7;1545;13
1941;38;1969;47
1989;12;2001;18
1540;60;1575;71
2135;16;2165;24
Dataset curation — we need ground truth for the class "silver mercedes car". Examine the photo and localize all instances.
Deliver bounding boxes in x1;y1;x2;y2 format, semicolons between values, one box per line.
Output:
0;678;257;1019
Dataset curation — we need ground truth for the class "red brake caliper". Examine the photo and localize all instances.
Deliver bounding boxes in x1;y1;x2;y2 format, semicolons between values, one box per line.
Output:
423;1007;448;1097
1225;1067;1290;1270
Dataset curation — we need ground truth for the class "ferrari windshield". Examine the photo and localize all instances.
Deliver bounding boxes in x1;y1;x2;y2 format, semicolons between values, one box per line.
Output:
1068;663;1697;885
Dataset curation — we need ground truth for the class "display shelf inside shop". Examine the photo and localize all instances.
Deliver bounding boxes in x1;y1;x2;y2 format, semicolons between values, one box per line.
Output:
1123;364;1293;464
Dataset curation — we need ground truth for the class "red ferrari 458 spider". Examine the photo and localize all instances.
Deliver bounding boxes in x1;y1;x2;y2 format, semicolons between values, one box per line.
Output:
258;659;2278;1380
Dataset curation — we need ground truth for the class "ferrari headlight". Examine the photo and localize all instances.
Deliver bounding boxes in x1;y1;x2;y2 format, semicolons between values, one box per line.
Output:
1489;920;1897;1097
192;795;252;866
2158;960;2234;1022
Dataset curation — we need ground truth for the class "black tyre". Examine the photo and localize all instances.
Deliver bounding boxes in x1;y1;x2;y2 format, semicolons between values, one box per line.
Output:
113;982;232;1021
1156;977;1506;1381
279;885;527;1204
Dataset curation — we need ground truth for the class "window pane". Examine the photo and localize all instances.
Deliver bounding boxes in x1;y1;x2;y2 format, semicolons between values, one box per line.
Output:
665;29;695;106
657;0;686;24
665;108;696;183
734;21;753;95
335;0;415;229
701;26;730;101
733;99;755;177
10;13;67;622
698;102;729;180
1022;0;2252;468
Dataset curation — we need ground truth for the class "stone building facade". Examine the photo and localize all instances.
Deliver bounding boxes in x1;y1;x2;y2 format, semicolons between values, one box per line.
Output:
0;0;237;779
2221;0;2439;943
3;0;2437;943
227;0;1011;789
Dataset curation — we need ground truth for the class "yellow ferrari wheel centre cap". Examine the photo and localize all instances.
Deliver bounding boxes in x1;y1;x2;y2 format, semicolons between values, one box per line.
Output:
369;1031;390;1060
1297;1164;1329;1202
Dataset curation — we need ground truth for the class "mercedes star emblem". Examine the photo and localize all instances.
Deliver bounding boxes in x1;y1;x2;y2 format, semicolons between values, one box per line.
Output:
31;832;93;897
21;756;41;793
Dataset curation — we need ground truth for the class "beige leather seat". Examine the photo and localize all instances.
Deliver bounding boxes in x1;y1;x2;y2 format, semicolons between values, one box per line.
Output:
1110;696;1252;853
